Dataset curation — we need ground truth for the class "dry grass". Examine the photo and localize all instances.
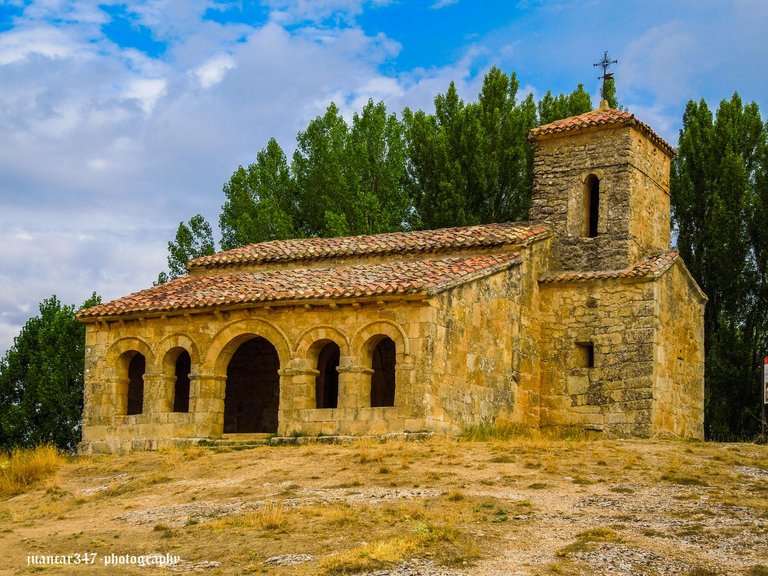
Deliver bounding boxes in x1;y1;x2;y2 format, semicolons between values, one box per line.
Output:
0;445;63;495
0;437;767;575
556;527;622;557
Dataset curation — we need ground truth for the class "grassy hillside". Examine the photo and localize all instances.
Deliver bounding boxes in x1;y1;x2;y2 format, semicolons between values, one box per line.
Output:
1;435;767;575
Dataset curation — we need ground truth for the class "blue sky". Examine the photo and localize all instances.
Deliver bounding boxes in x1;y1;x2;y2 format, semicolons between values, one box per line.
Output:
0;0;767;355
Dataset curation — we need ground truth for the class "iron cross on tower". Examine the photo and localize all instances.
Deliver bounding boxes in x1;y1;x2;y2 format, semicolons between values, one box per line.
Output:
593;51;618;103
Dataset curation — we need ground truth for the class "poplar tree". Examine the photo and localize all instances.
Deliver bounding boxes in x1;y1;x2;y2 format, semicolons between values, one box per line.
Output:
292;100;409;237
672;93;768;437
219;138;296;250
403;67;540;229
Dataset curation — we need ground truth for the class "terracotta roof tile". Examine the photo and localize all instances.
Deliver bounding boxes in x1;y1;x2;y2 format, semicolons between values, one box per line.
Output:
538;251;679;284
79;253;522;319
529;107;675;157
189;222;548;270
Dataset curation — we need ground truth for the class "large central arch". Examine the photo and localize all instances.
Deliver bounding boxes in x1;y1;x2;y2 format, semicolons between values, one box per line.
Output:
224;337;280;433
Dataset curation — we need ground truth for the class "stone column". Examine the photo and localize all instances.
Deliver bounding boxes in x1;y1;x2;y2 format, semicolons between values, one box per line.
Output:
279;358;319;410
143;371;170;417
337;355;373;409
112;372;129;419
276;359;319;436
393;362;415;409
193;374;227;437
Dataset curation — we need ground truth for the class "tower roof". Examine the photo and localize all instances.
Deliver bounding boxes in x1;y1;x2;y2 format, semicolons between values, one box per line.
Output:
529;105;675;157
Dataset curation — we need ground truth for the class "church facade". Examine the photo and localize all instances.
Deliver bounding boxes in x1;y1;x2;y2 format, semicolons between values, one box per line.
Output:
77;103;706;453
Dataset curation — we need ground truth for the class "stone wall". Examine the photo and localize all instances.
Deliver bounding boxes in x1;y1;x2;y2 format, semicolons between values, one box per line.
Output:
627;126;672;265
538;277;658;436
652;260;706;438
428;267;520;431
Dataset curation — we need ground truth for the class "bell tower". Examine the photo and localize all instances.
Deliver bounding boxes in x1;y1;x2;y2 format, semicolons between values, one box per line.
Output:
528;102;674;271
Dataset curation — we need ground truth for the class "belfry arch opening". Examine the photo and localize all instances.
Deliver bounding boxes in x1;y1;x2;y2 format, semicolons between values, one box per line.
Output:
224;337;280;434
584;174;600;238
126;353;145;415
315;341;340;409
370;336;396;407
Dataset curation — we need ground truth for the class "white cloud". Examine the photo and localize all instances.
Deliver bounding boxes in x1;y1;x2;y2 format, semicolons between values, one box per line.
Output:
265;0;367;24
431;0;459;9
0;25;81;64
192;54;236;88
125;77;167;112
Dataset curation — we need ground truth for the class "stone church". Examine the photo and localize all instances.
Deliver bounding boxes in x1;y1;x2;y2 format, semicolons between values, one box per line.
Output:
77;102;706;453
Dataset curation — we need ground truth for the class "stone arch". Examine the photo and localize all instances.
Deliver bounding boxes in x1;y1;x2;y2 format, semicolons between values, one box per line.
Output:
105;336;154;368
207;319;292;376
106;337;154;417
294;325;351;358
353;321;409;409
157;334;201;413
351;320;409;358
156;333;201;367
160;348;192;413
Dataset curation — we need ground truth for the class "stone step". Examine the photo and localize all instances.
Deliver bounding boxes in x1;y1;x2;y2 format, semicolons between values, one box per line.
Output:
197;433;273;450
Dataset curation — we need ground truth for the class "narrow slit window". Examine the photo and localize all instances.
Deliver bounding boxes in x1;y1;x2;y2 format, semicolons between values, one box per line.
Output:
576;342;595;369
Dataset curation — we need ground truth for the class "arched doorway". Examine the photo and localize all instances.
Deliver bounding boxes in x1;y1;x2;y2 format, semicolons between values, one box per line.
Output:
224;337;280;433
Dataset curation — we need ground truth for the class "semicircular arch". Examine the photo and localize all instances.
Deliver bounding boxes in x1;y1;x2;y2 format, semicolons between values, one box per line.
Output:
155;333;201;370
351;319;410;357
294;325;351;358
207;318;292;375
105;336;154;367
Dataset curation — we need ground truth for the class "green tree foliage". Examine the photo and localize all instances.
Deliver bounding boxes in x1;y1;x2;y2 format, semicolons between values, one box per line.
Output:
0;293;101;451
403;67;541;229
220;138;296;250
538;83;593;125
671;93;768;437
156;214;216;284
292;100;409;237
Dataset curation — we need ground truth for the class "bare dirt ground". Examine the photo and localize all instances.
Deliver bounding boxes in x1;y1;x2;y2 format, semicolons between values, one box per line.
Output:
1;435;767;576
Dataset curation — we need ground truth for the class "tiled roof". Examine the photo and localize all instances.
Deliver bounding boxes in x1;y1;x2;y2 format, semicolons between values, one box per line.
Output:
78;253;522;319
189;222;548;270
539;251;679;284
529;107;675;157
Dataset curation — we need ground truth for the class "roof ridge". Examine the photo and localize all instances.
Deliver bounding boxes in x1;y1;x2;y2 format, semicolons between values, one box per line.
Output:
189;221;549;270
